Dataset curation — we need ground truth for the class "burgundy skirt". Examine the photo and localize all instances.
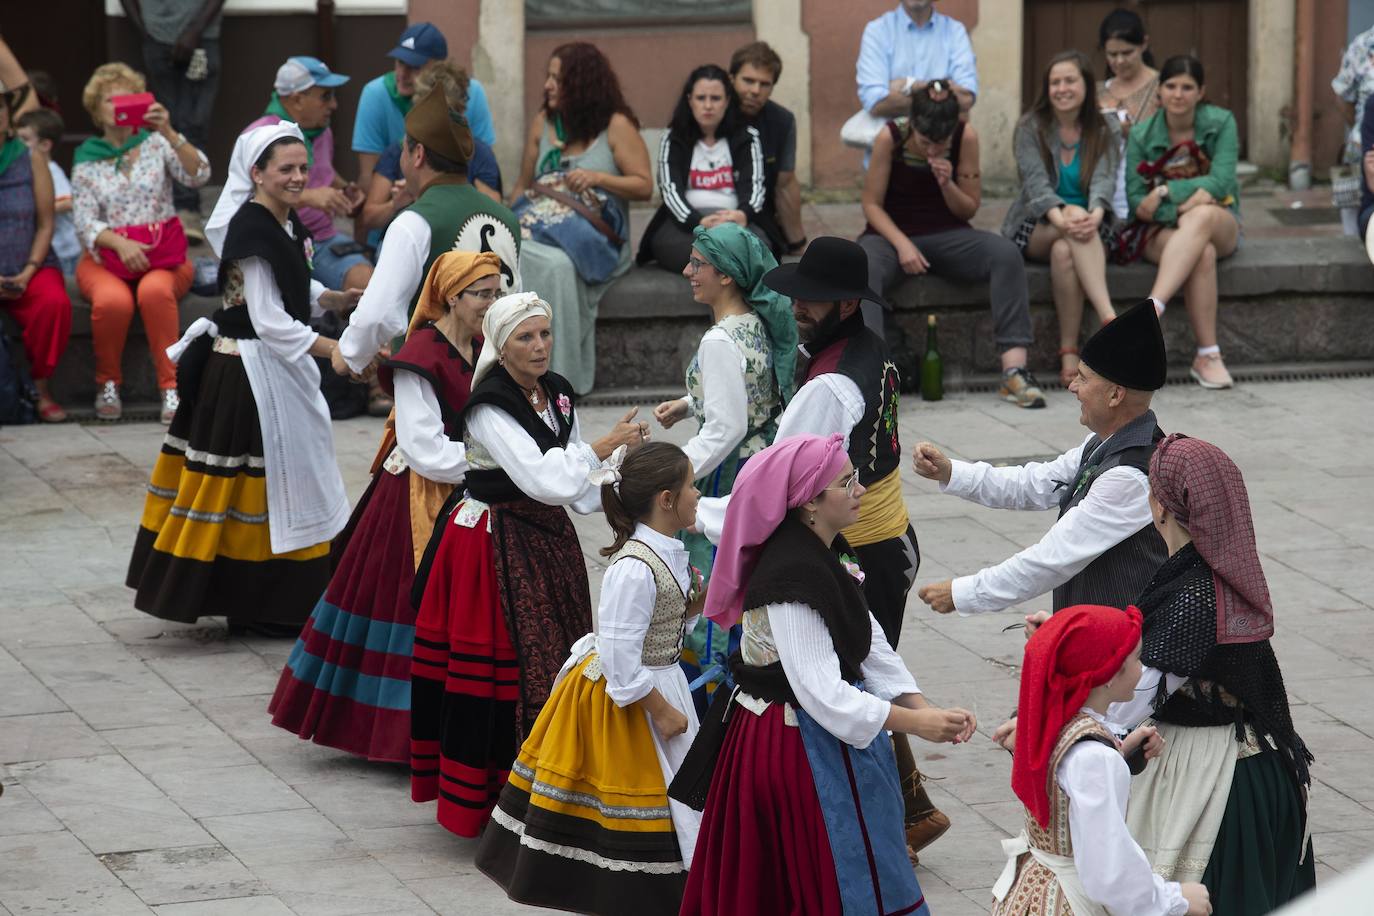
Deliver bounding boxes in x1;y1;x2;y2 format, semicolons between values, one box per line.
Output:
681;702;842;916
267;467;420;762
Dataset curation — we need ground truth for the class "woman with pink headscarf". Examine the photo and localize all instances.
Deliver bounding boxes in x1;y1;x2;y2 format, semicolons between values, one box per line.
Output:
1108;433;1313;915
678;433;976;916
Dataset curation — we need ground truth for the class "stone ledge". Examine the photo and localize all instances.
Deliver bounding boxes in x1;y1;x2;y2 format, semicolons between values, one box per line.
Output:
14;236;1373;402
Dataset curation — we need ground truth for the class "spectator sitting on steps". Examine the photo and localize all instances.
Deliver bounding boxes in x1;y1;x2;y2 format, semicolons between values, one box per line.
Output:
859;80;1045;409
730;41;807;255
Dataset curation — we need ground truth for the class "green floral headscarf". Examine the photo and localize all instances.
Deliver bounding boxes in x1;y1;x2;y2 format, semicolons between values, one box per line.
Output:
692;223;798;402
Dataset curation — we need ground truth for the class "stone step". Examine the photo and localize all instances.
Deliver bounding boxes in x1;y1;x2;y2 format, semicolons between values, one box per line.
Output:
10;236;1372;405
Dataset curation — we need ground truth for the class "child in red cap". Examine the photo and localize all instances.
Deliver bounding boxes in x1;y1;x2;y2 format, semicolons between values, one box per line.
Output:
992;604;1212;916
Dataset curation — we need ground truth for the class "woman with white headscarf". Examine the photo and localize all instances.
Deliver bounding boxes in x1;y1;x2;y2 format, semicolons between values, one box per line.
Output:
409;291;644;839
127;123;357;635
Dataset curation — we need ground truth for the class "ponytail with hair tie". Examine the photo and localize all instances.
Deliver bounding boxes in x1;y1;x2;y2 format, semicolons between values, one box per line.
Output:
592;442;692;557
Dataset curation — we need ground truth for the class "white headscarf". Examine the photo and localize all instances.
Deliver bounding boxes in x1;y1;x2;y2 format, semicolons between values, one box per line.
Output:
471;291;554;387
205;122;306;256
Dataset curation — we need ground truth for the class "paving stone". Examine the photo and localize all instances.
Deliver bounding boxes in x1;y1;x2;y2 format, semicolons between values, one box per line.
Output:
152;898;296;916
11;756;214;854
349;823;471;882
146;763;311;819
199;809;360;867
251;856;432;916
102;845;267;906
0;712;112;764
0;780;65;836
0;831;153;915
18;642;196;730
145;650;285;702
289;762;428;831
101;720;259;775
0;602;116;652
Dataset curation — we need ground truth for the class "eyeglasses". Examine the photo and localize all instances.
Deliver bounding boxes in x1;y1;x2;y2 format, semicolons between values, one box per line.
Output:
685;256;710;275
462;288;500;302
825;471;862;499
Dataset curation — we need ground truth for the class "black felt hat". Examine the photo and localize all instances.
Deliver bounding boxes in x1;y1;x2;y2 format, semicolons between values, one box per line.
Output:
1080;299;1167;391
762;236;886;305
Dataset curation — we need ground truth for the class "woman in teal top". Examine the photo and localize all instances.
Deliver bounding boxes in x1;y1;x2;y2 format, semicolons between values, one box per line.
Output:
1002;50;1122;388
1126;55;1241;390
651;221;797;711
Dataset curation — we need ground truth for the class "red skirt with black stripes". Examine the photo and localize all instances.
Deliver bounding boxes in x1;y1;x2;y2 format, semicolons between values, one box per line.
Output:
409;495;592;838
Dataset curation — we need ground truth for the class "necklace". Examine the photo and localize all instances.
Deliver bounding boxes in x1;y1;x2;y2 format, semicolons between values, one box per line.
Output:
524;384;542;407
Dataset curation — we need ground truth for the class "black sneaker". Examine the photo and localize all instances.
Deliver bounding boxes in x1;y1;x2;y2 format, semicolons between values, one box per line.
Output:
999;367;1047;409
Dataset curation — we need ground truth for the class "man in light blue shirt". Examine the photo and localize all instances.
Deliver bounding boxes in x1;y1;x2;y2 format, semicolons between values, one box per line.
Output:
857;0;978;119
351;22;496;193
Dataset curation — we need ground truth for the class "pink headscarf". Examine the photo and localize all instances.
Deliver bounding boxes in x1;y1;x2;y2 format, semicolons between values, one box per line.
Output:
1148;433;1275;644
705;433;850;628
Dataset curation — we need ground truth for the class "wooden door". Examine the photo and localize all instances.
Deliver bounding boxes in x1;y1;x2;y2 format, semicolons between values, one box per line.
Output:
1023;0;1249;156
0;2;110;169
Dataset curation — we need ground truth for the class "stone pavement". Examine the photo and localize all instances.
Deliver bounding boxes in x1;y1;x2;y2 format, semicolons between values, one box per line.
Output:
2;377;1373;915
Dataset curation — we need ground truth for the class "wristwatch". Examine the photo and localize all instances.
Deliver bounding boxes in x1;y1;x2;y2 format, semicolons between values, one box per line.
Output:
902;77;918;96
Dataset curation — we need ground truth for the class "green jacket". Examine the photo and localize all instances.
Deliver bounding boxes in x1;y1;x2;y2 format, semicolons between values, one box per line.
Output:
1125;104;1239;226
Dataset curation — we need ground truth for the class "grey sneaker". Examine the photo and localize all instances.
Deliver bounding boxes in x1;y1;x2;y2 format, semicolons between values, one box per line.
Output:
999;367;1047;409
160;387;180;424
94;381;122;421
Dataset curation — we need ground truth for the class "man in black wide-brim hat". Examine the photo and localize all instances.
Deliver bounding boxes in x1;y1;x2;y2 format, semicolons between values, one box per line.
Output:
911;299;1169;619
692;236;951;863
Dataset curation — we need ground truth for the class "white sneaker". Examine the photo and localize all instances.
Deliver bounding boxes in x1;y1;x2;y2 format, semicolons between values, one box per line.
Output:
160;388;180;424
1190;353;1234;389
94;381;122;421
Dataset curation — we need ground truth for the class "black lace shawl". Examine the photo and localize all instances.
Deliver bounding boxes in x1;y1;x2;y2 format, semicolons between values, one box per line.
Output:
1136;543;1312;788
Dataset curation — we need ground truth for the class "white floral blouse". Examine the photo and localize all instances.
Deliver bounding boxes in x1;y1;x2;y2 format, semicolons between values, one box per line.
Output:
71;131;210;252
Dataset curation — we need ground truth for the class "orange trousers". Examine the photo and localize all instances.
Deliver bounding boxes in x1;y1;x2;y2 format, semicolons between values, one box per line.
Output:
76;253;193;390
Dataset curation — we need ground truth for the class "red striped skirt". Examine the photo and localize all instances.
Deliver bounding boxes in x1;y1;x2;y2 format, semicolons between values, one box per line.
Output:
410;496;592;838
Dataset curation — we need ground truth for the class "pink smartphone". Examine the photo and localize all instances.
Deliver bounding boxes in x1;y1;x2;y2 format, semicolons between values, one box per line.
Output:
112;92;155;129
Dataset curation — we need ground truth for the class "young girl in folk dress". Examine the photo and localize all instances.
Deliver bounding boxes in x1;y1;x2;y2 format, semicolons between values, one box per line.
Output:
477;442;703;916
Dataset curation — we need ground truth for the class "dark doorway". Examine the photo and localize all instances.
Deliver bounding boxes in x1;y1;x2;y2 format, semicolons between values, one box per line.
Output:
1023;0;1249;157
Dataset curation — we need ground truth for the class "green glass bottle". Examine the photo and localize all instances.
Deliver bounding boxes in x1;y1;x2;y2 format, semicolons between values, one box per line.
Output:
920;313;943;401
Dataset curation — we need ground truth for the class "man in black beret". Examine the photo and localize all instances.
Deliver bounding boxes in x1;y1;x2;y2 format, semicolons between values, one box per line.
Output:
911;299;1169;616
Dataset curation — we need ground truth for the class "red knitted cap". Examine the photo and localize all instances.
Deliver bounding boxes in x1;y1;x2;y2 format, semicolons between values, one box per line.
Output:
1012;604;1142;828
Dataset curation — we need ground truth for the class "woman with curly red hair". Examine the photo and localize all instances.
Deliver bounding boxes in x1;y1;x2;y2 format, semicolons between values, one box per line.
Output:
511;42;651;395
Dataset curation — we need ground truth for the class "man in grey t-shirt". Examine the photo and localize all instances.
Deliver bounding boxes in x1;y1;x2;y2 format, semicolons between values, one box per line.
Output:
118;0;225;239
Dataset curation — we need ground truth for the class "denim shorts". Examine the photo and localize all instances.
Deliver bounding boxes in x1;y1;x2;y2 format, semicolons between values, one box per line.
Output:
310;236;373;289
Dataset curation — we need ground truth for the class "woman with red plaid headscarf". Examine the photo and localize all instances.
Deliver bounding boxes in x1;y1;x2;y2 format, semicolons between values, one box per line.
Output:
1107;434;1314;916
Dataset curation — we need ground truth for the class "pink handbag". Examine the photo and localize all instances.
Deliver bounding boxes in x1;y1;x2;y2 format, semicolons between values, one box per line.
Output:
98;215;188;280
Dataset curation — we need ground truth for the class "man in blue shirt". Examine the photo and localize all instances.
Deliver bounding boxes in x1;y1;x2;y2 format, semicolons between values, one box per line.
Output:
351;22;496;195
857;0;978;120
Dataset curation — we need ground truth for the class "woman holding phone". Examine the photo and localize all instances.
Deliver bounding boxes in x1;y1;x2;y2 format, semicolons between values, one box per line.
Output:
72;62;210;422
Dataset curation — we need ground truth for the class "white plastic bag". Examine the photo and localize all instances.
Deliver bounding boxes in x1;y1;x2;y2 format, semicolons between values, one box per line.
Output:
841;108;887;150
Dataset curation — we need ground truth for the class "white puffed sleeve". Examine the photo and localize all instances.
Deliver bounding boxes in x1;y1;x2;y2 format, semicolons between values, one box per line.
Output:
240;256;318;363
767;602;892;749
596;558;658;706
466;405;603;514
392;372;468;483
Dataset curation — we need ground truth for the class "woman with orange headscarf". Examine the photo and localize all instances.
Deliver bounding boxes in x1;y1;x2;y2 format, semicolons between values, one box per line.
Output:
269;250;502;762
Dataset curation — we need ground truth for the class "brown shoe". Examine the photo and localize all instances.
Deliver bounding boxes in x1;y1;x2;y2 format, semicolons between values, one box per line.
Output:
905;809;951;861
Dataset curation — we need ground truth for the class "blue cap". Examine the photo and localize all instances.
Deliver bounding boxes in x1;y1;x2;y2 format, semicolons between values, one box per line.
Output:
274;56;350;95
388;22;448;67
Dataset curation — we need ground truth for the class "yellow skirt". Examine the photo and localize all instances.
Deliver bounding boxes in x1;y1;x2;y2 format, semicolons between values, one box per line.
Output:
125;350;330;624
476;652;688;916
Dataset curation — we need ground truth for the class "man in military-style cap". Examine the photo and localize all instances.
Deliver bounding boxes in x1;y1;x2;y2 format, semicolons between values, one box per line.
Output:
912;299;1170;616
334;88;521;378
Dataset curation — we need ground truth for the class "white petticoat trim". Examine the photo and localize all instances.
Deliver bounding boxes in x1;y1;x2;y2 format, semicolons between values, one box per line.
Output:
489;806;685;875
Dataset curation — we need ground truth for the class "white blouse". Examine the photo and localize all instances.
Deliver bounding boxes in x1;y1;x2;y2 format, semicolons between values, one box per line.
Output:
679;329;748;480
465;403;603;514
392;371;468;484
1058;708;1189;916
239;257;326;363
942;433;1154;616
751;602;919;749
597;524;693;707
693;369;865;543
1106;667;1189;734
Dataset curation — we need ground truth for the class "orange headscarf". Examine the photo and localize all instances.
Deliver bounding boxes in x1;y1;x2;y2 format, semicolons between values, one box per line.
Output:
371;250;502;568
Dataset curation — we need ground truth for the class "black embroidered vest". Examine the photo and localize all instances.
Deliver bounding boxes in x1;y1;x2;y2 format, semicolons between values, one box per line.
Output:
801;312;901;486
1051;410;1168;611
462;365;576;504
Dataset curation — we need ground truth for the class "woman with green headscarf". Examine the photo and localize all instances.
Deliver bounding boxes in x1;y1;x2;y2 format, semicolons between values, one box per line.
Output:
654;222;798;707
